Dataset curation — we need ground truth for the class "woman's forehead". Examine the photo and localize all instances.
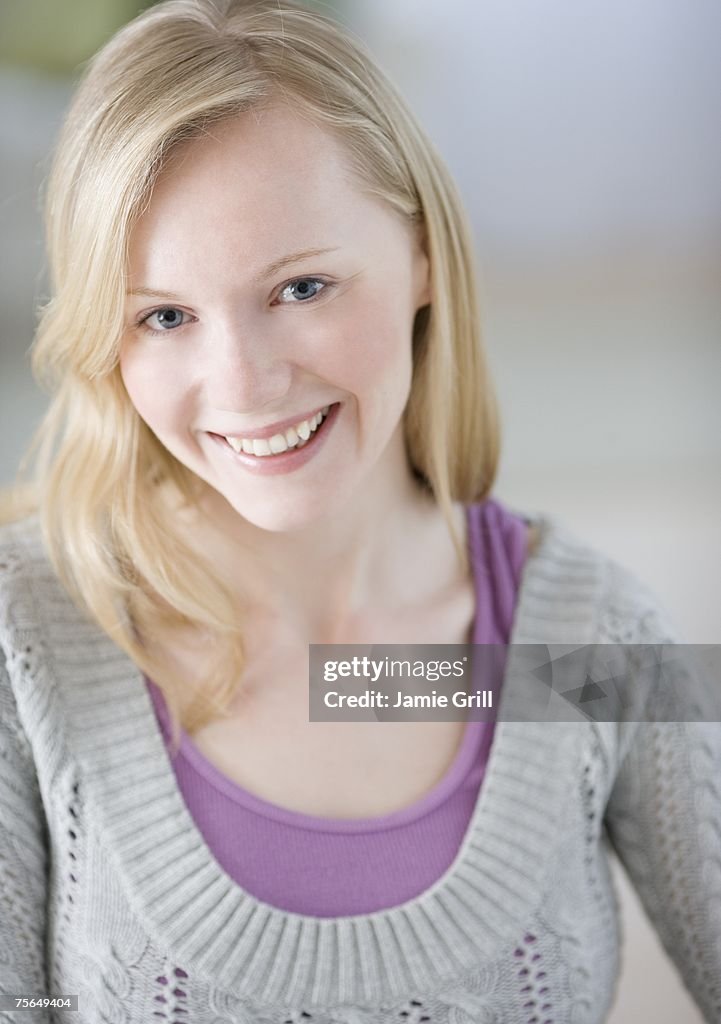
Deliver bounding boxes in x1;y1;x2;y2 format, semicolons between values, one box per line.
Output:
127;108;410;281
150;106;351;206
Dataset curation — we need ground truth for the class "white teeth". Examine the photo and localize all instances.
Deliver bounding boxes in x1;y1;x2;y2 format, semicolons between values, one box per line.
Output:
223;404;333;456
269;433;288;454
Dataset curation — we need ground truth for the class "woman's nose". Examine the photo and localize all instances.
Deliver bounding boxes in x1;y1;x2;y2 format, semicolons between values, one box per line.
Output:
205;318;294;411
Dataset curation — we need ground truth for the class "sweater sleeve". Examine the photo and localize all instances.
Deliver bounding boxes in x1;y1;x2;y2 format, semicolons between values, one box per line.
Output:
0;645;51;1023
603;599;721;1021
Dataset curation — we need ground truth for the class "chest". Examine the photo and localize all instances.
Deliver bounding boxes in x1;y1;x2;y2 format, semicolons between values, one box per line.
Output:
179;575;478;819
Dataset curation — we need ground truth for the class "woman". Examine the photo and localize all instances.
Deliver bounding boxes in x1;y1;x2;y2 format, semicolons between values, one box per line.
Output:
0;1;718;1021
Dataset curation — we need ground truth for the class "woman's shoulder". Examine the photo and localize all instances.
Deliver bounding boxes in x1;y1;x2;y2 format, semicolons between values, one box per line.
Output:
0;514;93;771
0;513;80;669
0;516;52;754
0;510;39;581
0;513;53;612
0;511;45;555
514;504;681;646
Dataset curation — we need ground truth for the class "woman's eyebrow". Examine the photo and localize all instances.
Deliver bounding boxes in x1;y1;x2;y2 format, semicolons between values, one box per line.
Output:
126;246;341;298
127;286;184;299
253;246;340;283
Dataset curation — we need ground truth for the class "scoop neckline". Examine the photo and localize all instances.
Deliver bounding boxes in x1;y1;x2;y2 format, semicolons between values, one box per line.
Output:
153;683;489;832
146;500;497;832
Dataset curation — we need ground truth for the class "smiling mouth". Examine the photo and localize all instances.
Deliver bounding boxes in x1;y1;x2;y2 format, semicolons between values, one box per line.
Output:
214;402;339;458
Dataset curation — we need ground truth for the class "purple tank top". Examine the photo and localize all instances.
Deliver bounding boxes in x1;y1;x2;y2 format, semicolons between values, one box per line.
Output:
146;497;528;916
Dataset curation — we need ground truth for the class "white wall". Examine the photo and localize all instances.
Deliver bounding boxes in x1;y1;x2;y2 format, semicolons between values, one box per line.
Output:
0;68;66;479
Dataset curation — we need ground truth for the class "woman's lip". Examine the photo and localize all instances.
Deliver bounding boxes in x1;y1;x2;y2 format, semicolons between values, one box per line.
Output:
211;403;337;441
207;400;340;475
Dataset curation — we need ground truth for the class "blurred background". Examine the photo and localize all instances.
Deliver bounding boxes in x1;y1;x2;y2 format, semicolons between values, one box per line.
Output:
1;1;719;1020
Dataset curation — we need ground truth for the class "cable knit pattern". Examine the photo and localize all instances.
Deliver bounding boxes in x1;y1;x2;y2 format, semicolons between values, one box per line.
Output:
0;511;719;1023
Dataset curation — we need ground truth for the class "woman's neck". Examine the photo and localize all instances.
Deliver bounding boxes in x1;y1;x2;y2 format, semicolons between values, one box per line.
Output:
170;456;465;644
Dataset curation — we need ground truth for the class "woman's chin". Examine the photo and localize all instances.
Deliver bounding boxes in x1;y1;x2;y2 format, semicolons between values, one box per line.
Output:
220;490;344;536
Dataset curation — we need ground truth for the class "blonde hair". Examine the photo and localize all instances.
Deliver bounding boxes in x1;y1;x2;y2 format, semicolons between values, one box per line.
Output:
0;0;500;747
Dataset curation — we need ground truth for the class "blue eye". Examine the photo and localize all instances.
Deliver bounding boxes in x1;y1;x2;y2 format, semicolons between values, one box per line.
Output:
138;307;191;334
277;277;328;303
134;276;332;337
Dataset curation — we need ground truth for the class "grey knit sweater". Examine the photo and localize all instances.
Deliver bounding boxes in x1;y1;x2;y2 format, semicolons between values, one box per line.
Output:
0;511;719;1024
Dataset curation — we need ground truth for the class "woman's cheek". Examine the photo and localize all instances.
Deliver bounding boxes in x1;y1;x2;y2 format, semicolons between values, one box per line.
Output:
119;343;178;431
325;297;408;387
119;347;152;420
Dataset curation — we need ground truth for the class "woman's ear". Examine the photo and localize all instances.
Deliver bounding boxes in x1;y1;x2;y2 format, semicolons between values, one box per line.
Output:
413;224;432;310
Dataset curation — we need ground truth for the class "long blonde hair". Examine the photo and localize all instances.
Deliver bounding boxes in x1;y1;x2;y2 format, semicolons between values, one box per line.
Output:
0;0;500;747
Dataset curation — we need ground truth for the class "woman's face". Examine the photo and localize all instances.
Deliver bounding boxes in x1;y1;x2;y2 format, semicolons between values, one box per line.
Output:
120;105;430;532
